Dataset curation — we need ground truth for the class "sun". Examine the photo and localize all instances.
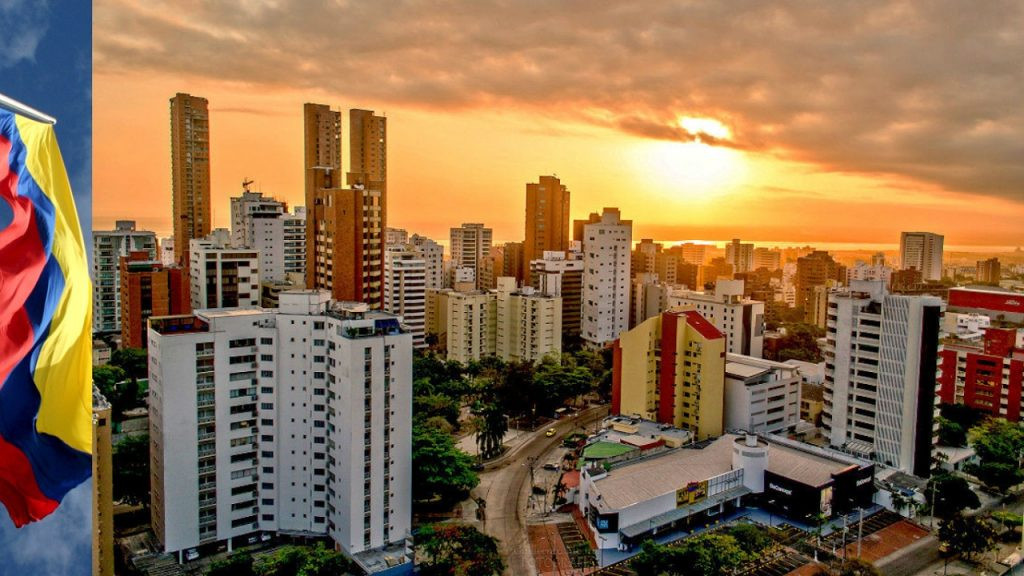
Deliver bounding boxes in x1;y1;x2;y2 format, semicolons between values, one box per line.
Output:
679;116;732;141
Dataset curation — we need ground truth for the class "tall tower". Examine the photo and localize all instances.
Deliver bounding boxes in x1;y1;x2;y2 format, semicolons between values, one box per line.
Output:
899;231;944;282
170;93;211;267
523;175;570;283
303;103;342;291
347;109;387;230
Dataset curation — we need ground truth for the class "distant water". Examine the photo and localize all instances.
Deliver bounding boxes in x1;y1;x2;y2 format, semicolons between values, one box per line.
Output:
650;239;1020;253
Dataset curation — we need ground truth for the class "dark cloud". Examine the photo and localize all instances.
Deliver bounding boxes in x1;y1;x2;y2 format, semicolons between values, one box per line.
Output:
96;0;1024;202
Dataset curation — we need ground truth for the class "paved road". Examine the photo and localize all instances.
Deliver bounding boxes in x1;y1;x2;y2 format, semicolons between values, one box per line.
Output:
474;404;610;576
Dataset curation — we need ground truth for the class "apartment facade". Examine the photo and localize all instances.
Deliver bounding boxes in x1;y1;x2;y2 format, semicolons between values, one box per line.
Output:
230;190;286;249
724;354;802;434
725;239;754;274
120;251;190;349
449;223;492;291
189;230;260;311
147;293;411;567
93;220;157;334
530;249;584;337
668;279;766;358
580;208;632;348
252;207;306;284
170;93;211;267
444;289;497;363
523;175;571;284
495;277;562;363
899;231;944;282
384;247;427;349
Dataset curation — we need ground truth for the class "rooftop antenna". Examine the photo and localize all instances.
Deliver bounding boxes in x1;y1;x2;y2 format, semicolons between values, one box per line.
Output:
0;93;57;125
242;178;254;192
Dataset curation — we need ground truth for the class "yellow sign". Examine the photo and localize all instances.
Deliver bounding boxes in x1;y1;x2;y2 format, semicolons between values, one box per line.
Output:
676;480;708;507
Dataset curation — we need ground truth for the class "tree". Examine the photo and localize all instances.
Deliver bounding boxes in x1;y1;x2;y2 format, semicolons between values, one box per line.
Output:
967;418;1024;493
925;474;980;519
473;402;507;460
412;423;479;504
631;533;749;576
770;323;825;363
938;514;997;561
936;416;966;447
207;552;255;576
94;364;133;418
254;546;305;576
253;544;352;576
111;347;148;384
726;523;773;555
417;523;504;576
113;433;150;507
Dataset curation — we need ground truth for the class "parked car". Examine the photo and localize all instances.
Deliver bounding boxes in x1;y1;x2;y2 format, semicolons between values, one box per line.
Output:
543;463;559;471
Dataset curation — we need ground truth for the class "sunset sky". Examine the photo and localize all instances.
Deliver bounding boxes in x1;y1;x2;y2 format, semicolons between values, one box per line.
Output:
94;1;1024;249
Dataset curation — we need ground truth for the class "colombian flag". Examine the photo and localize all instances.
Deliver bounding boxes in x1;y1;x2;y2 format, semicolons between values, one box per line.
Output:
0;109;92;526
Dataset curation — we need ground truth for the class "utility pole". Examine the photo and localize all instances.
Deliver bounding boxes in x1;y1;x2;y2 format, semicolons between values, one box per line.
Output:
857;507;863;558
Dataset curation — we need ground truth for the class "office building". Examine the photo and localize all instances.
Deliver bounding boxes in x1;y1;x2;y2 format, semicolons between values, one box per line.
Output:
899;231;944;282
120;251;190;349
449;223;492;290
170;93;211;267
530;249;584;337
724;354;801;434
580;208;632;348
93;389;113;576
495;277;561;363
976;257;1001;285
612;309;726;440
822;281;942;476
189;229;260;311
523;175;570;283
93;220;157;334
147;293;412;569
252;207;306;284
668;279;765;357
230;189;286;249
384;247;427;349
725;239;754;274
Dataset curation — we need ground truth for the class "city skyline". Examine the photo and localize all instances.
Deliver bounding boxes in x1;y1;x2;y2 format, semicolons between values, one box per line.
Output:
94;2;1024;247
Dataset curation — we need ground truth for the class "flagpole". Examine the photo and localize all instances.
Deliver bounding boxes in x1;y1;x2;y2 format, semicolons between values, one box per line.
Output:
0;93;57;125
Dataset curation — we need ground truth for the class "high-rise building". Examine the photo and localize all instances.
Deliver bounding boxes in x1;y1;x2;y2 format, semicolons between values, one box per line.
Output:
612;309;726;440
120;251;190;349
445;289;497;363
677;243;709;266
822;281;942;476
230;189;286;249
580;208;632;348
449;223;492;290
303;103;340;294
725;239;755;274
386;227;409;246
252;207;306;284
170;93;211;267
846;261;892;286
752;247;781;272
93;220;157;334
410;234;444;291
700;257;734;287
147;293;412;566
93;388;113;576
495;277;561;363
523;175;570;283
530;249;584;337
189;229;260;311
795;250;843;321
976;257;1001;285
899;231;944;282
724;354;802;434
939;326;1024;422
384;246;427;349
631;274;673;328
500;241;525;283
632;239;661;277
346;109;387;196
668;279;766;357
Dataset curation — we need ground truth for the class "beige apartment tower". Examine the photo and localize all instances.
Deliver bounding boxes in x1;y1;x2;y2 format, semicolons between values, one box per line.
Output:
523;175;570;283
93;389;113;576
170;93;211;267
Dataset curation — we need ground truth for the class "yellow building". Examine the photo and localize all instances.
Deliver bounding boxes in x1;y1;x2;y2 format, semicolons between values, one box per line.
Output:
445;289;497;364
93;387;114;576
613;309;726;440
495;277;562;363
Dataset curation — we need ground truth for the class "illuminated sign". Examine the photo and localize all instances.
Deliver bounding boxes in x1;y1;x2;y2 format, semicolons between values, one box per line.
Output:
676;480;708;507
768;483;793;496
856;476;871;486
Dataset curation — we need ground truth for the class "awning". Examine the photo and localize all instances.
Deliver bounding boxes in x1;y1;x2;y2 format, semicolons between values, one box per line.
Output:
619;486;751;539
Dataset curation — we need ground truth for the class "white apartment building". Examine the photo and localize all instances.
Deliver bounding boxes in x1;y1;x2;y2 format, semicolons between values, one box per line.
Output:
631;273;673;328
92;220;158;334
899;231;944;282
822;280;942;476
668;279;766;358
449;223;492;290
725;239;755;274
384;247;427;349
445;290;497;363
409;234;443;291
147;292;411;569
160;237;175;267
230;190;287;249
253;208;306;284
724;354;802;434
386;227;409;246
495;277;561;363
189;229;260;311
847;262;893;286
530;249;584;337
581;208;632;348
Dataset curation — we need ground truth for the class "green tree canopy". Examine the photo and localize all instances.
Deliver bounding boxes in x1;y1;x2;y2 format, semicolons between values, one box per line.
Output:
207;552;254;576
925;473;980;519
938;514;997;560
253;544;352;576
111;347;148;383
113;433;150;507
631;532;750;576
412;423;479;504
967;418;1024;494
417;523;504;576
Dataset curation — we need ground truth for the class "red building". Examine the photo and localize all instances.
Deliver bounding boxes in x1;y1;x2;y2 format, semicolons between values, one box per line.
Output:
939;328;1024;422
120;251;191;349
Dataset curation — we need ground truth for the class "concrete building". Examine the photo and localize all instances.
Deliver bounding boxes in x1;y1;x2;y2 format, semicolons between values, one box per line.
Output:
580;208;632;348
724;354;801;434
424;289;451;348
630;273;673;328
725;239;754;274
189;230;260;311
449;223;492;290
947;286;1024;325
677;243;709;266
847;262;892;286
93;220;158;334
147;293;412;571
822;281;942;476
523;175;570;284
93;389;114;576
385;228;408;246
752;247;781;272
120;251;190;349
668;280;766;358
976;257;1002;285
612;310;726;440
410;234;444;291
495;277;561;363
230;189;286;249
260;273;305;309
170;93;211;267
160;237;175;267
346;109;388;207
251;207;306;284
938;325;1024;422
899;231;944;282
701;257;734;287
796;251;843;322
579;431;874;551
384;247;427;349
530;249;584;337
445;289;497;364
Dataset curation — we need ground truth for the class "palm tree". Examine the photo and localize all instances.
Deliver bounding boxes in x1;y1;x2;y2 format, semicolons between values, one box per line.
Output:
474;402;508;460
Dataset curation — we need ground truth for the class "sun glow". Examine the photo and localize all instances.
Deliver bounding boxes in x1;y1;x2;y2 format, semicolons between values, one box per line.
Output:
679;116;732;141
632;139;748;203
